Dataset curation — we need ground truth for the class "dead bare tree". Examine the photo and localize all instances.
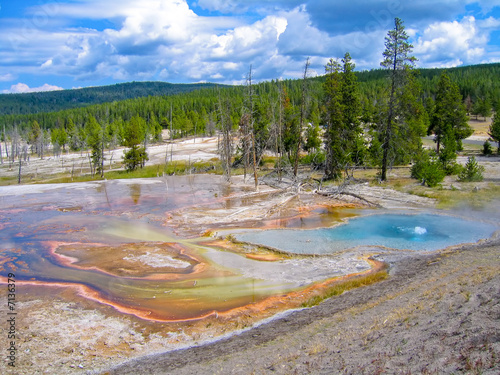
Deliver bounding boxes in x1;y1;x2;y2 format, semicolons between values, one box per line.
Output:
277;81;285;182
239;113;251;181
217;88;233;182
293;57;310;177
18;158;22;184
238;65;259;188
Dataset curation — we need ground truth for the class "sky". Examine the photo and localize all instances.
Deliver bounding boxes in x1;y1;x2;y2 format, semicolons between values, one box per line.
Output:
0;0;499;93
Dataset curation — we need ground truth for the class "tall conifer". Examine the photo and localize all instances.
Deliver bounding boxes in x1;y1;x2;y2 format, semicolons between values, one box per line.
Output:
378;18;417;181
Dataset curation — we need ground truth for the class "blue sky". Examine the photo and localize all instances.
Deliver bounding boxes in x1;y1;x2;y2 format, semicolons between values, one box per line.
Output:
0;0;499;93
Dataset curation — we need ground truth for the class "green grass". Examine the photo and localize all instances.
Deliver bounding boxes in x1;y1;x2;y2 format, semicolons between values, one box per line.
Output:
13;160;224;185
301;268;389;308
405;182;500;209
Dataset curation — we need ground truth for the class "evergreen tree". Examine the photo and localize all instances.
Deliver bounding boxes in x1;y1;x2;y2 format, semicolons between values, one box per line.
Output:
149;112;162;142
29;120;42;156
472;97;492;121
323;53;362;180
85;116;105;177
57;127;68;152
340;52;363;171
377;17;417;181
65;118;80;151
123;115;148;171
478;97;492;121
304;122;321;153
429;72;471;165
458;156;484;182
489;110;500;154
323;58;344;180
396;71;428;164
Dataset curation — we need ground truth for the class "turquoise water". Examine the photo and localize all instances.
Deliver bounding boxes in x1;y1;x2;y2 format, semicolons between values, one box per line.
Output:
234;213;498;254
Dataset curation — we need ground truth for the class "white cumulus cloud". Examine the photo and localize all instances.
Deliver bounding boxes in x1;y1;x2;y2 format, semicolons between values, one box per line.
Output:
40;0;293;83
414;16;492;67
4;83;64;94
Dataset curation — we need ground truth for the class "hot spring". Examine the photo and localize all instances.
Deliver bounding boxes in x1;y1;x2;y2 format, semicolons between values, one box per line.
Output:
232;212;498;254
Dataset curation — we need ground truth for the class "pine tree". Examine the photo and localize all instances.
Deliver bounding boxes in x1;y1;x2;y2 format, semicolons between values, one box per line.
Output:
323;58;343;180
489;110;500;154
340;52;362;173
123;115;148;171
429;72;471;164
304;122;321;153
29;120;42;156
85;116;105;177
323;53;361;180
378;17;417;181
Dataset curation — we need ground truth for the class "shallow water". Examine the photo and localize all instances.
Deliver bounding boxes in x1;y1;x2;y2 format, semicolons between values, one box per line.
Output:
0;176;363;322
233;212;498;254
0;177;303;321
4;177;495;322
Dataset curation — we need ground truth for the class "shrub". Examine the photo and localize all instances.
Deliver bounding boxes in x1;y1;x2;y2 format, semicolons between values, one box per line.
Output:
411;153;446;187
482;140;493;156
445;161;464;176
123;146;148;171
458;156;485;182
301;151;326;168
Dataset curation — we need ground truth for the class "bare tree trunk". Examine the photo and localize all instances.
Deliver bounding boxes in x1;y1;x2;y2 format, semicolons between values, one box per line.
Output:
170;103;173;141
217;88;233;182
100;139;105;178
88;152;94;177
278;82;284;182
248;66;258;188
11;139;15;164
251;133;258;189
4;125;8;161
293;58;310;177
18;158;22;184
109;151;114;170
381;69;397;182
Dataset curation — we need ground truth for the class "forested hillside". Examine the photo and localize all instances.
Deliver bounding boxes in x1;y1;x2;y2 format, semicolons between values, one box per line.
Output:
1;51;499;183
0;81;219;115
354;63;500;101
1;63;498;133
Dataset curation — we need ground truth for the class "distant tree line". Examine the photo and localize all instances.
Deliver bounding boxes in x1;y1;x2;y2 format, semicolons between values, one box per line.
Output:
0;81;220;115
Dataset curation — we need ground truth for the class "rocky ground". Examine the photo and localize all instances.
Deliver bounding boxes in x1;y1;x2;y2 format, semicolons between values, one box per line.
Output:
0;134;219;181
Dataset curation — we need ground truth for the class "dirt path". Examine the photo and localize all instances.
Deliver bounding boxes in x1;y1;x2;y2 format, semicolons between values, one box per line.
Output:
107;239;500;375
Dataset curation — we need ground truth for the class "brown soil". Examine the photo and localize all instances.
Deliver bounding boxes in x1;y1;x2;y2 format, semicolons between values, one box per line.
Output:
107;239;500;375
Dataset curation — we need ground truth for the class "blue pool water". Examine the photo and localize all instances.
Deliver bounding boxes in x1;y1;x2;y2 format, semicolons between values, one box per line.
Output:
234;213;498;254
